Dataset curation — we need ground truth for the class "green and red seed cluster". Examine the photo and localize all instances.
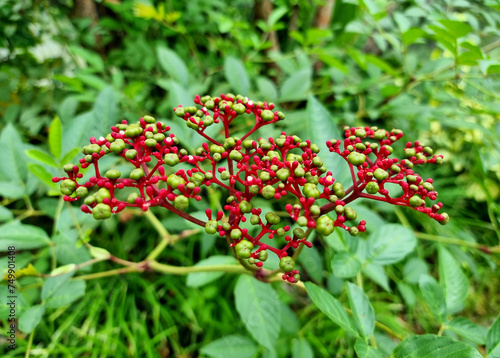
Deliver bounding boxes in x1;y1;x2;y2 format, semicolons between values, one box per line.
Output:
53;94;448;283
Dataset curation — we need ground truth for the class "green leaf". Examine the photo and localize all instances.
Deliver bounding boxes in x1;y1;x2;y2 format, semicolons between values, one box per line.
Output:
306;95;349;185
26;149;59;168
354;339;383;358
346;282;375;338
48;117;63;159
234;275;281;351
224;57;250;96
362;264;390;292
0;182;25;199
365;224;416;265
479;60;500;75
292;337;314;358
0;223;51;251
392;334;482;358
403;258;429;284
439;246;468;314
419;274;446;322
42;272;74;300
402;28;427;45
446;317;487;345
298;245;323;282
18;305;45;333
200;335;258;358
44;279;86;308
60;147;83;166
256;77;278;102
0;124;28;183
28;164;58;189
156;45;189;84
487;314;500;357
68;45;105;72
92;86;119;137
75;72;108;90
331;251;361;278
438;20;472;39
304;282;358;336
186;255;237;287
0;206;13;221
280;68;311;102
365;54;398;76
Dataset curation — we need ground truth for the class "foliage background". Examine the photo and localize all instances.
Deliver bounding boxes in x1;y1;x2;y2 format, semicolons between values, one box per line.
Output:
1;0;500;357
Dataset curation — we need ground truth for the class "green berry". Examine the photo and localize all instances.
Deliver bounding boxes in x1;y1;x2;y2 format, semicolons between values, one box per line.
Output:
143;115;155;123
127;193;139;204
374;168;389;181
110;139;126;153
365;181;379;194
250;215;260;225
265;212;281;225
174;195;189;211
95;188;111;203
174;107;185;117
75;186;88;197
333;183;345;198
276;168;290;181
344;207;357;221
347;152;366;166
60;179;76;196
297;216;308;227
261;109;274;121
130;168;145;180
293;228;305;239
239;201;253;213
316;215;335;236
167;174;185;189
144;138;156;147
279;256;295;272
349;227;359;236
84;195;96;205
92;203;111;220
261;185;276;199
409;196;423;207
125;149;137;160
304;183;321;199
235;240;253;258
205;220;219;235
439;213;449;225
229;150;243;161
258;250;268;261
164;153;180;166
63;164;74;173
106;169;121;180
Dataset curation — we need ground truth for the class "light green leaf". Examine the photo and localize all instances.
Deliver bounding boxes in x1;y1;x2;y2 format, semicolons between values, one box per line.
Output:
92;86;119;137
280;68;311;102
200;335;258;358
298;245;323;282
0;223;51;251
186;255;237;287
438;20;472;39
26;149;59;168
306;95;349;185
48;117;63;159
354;339;383;358
365;224;416;265
42;272;74;300
393;12;411;33
402;28;427;45
446;317;487;345
439;246;468;314
479;60;500;75
44;279;86;308
487;314;500;357
419;274;446;322
234;275;281;351
0;182;25;199
304;282;358;336
392;334;482;358
75;72;108;90
346;282;375;338
28;164;58;189
224;57;250;96
68;46;105;72
403;258;429;284
60;147;83;166
256;77;278;102
292;337;314;358
18;305;45;333
332;251;361;278
0;124;27;183
156;45;189;84
0;206;13;221
362;264;390;292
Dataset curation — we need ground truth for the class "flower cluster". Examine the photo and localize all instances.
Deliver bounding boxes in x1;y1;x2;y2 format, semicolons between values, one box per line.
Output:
53;94;448;283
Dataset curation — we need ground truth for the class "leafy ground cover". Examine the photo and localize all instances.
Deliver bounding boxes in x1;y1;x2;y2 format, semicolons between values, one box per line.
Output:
1;0;500;357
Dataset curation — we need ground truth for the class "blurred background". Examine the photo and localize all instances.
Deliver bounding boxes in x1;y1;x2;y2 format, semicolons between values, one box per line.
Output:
1;0;500;357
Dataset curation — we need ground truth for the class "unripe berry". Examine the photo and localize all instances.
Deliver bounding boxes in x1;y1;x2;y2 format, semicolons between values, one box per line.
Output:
167;174;185;189
409;196;423;207
258;250;268;261
374;168;389;181
110;139;126;153
127;193;139;204
304;183;320;199
333;182;345;198
205;220;219;235
229;150;243;161
347;152;366;166
261;109;274;121
125;149;138;159
75;186;88;197
235;240;253;258
276;168;290;181
60;179;76;195
239;201;253;213
145;138;157;147
349;227;359;236
261;185;276;199
265;212;281;225
365;181;379;194
106;169;121;180
344;207;357;221
174;195;189;211
143;115;156;123
279;256;295;272
92;203;111;220
293;228;305;239
130;168;145;180
316;215;335;236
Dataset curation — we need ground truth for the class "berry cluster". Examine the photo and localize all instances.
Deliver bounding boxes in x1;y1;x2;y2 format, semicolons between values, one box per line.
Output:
53;94;448;283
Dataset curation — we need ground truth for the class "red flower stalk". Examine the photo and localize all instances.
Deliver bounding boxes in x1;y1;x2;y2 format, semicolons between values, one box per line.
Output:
53;94;448;283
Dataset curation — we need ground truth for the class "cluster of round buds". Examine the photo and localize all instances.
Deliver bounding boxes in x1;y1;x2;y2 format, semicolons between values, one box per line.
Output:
54;94;448;284
326;126;448;225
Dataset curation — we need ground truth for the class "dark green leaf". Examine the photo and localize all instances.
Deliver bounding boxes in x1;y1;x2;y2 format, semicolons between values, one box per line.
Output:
18;305;45;333
200;335;258;358
354;339;383;358
48;117;63;159
298;245;323;282
392;334;482;358
186;255;237;287
304;282;358;335
234;275;281;351
346;282;375;338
